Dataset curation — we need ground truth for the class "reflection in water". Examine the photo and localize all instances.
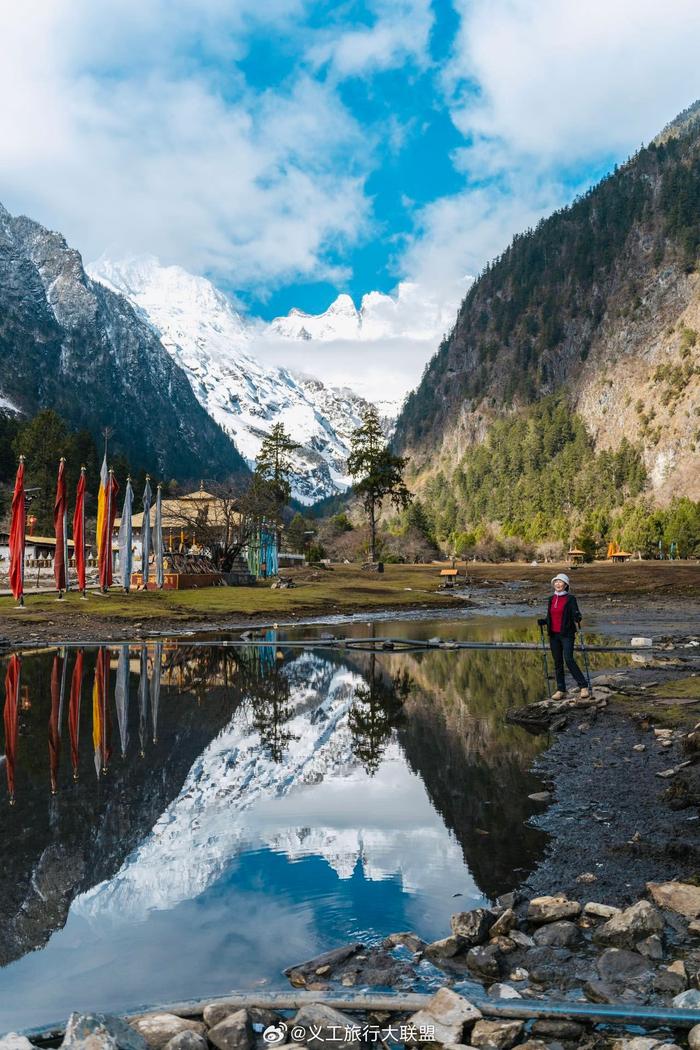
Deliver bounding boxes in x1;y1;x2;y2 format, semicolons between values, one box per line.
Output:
0;621;630;1031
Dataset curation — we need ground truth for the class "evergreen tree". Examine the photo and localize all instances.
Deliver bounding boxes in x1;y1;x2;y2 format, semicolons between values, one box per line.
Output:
347;406;412;561
253;423;300;547
286;511;309;554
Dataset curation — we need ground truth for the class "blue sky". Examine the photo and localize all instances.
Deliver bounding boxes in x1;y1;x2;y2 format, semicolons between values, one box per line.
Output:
2;0;700;328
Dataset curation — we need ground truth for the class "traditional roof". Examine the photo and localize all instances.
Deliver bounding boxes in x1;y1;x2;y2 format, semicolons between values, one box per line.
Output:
115;488;242;531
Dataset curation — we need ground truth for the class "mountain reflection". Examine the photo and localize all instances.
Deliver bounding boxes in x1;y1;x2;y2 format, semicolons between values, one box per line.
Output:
0;632;552;974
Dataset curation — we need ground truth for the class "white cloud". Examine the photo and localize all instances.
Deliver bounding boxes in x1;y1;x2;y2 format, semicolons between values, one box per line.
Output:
397;0;700;315
307;0;434;78
446;0;700;167
0;0;369;289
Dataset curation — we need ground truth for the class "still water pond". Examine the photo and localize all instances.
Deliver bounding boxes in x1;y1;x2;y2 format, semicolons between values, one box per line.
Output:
0;615;627;1031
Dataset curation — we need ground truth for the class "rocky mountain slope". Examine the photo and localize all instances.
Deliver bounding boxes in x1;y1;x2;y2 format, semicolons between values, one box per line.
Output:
89;258;389;502
0;204;247;482
395;102;700;505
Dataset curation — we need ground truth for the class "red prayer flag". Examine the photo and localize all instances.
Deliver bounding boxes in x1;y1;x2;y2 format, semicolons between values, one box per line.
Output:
98;471;119;591
54;459;67;593
73;468;87;592
69;649;84;778
9;460;25;601
3;654;21;803
49;652;62;794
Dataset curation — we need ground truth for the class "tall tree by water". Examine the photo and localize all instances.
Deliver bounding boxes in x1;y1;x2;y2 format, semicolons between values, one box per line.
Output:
253;423;300;547
347;406;412;562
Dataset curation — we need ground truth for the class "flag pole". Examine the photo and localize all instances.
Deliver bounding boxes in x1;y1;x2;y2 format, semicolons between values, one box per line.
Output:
63;459;70;595
80;466;87;599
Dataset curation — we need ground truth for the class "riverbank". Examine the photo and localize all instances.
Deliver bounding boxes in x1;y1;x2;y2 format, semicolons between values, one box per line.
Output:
0;561;697;647
13;877;700;1050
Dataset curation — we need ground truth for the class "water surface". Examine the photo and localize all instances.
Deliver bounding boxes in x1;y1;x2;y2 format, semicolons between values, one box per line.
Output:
0;615;627;1031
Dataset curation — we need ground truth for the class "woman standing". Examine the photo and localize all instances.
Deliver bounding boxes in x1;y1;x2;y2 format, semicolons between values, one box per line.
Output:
539;573;589;699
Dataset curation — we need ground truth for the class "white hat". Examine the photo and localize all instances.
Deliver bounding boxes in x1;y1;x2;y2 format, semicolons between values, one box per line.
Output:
551;572;570;586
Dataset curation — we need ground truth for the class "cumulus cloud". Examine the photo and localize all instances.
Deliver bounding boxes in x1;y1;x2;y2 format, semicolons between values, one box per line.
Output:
0;0;369;288
306;0;434;78
398;0;700;316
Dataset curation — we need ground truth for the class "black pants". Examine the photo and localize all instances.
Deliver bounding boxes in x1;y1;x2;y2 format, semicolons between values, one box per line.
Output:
549;631;587;691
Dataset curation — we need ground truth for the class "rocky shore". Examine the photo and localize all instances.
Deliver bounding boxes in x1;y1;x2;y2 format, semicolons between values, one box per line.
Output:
8;881;700;1050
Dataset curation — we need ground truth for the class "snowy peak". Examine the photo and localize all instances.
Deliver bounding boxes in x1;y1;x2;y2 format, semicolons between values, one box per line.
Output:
88;257;386;503
272;294;361;342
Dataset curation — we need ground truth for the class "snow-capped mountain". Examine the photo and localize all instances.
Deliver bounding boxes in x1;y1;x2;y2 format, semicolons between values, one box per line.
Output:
88;257;393;503
75;653;469;923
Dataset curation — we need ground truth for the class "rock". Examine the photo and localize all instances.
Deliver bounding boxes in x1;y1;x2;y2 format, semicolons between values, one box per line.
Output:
490;936;517;954
633;744;646;752
208;1010;254;1050
672;989;700;1009
163;1035;208;1050
424;935;465;959
130;1016;206;1050
466;944;502;979
515;1043;548;1050
631;637;653;647
647;881;700;919
406;988;482;1047
470;1020;523;1050
62;1014;149;1050
383;932;426;953
528;792;552;802
597;948;650;982
203;1004;276;1029
584;902;621;920
576;872;598;884
508;967;529;981
283;943;363;986
290;1005;360;1050
451;909;496;946
495;892;518;911
0;1037;36;1050
688;1024;700;1050
524;946;571;985
490;909;516;938
612;1040;663;1050
533;921;582;948
487;983;522;999
508;930;534;949
593;900;663;948
527;896;581;924
689;919;700;936
583;979;619;1004
654;965;687;995
637;934;664;960
531;1021;584;1041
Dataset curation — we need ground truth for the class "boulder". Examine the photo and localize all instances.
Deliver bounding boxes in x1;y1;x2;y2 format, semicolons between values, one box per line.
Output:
611;1040;664;1050
527;896;581;924
0;1037;37;1050
203;1005;280;1030
508;930;534;949
490;909;516;938
487;983;522;1000
583;979;620;1004
62;1014;148;1050
637;935;664;961
207;1010;254;1050
687;1024;700;1050
647;881;700;919
596;948;650;983
290;1004;360;1050
466;944;502;979
593;900;663;948
672;989;700;1009
406;988;482;1047
130;1016;206;1050
531;1021;584;1040
584;902;621;920
425;935;465;959
163;1036;208;1050
533;921;582;948
653;966;687;996
524;946;571;985
383;932;426;953
284;943;363;987
451;909;496;947
470;1020;523;1050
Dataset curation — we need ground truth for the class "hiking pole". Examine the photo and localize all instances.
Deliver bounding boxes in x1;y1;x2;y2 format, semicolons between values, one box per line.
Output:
537;620;552;698
578;628;592;690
